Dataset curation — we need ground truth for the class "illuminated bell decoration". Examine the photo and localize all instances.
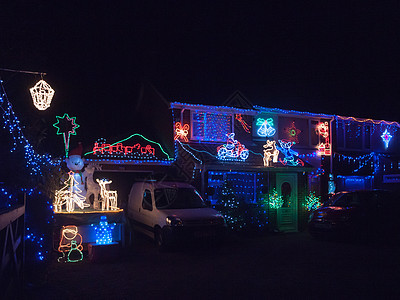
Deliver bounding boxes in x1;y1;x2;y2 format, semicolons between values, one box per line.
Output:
30;79;55;110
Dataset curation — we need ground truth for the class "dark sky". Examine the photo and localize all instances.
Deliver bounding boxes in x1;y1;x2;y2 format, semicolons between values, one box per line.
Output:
2;1;400;156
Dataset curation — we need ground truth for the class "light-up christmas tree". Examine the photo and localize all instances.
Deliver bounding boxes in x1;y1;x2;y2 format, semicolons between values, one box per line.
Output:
217;180;245;230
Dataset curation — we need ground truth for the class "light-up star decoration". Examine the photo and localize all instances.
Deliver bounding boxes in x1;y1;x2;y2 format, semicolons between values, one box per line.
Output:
53;113;80;157
381;129;393;149
286;122;301;143
30;79;55;110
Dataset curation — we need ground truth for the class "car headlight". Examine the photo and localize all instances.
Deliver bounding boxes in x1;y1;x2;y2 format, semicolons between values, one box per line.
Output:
166;216;183;227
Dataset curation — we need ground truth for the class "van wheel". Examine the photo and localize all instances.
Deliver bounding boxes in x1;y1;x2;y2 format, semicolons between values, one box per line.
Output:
155;228;166;251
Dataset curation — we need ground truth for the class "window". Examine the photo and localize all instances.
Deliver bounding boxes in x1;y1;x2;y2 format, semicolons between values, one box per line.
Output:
345;123;363;149
207;171;263;204
191;111;232;142
142;189;152;211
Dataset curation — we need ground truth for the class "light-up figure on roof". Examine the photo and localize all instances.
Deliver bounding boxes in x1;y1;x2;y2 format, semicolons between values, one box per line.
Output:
217;133;249;161
174;122;190;142
286;122;301;143
316;122;331;156
257;118;276;137
276;140;304;166
235;114;251;133
381;129;393;149
263;140;279;167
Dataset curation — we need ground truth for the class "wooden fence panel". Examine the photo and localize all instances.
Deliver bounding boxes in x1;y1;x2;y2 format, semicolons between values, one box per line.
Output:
0;204;25;299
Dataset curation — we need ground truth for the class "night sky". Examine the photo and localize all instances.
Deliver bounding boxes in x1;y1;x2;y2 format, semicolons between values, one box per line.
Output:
2;1;400;156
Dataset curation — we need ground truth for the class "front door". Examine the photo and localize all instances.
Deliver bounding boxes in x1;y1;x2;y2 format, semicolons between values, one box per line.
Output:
276;173;298;232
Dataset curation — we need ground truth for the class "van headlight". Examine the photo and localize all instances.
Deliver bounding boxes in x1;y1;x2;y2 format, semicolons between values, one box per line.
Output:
166;216;183;227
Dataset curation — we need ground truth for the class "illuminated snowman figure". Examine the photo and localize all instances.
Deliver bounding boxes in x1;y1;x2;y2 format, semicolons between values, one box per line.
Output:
91;216;116;245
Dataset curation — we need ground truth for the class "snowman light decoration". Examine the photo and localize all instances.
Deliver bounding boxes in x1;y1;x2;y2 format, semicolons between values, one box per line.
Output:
65;143;90;209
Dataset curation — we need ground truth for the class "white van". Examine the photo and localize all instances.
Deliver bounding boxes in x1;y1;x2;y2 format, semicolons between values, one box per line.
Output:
127;181;226;249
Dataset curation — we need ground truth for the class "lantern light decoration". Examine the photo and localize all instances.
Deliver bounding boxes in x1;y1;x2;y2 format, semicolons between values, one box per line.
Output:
91;216;116;245
30;79;55;110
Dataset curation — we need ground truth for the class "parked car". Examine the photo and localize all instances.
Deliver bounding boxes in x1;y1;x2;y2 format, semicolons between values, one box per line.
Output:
308;190;400;241
127;181;227;249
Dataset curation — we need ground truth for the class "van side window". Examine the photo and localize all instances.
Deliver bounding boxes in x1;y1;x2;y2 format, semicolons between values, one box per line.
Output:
142;189;153;211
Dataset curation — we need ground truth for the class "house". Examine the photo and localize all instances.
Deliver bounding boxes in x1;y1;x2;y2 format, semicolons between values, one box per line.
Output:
170;94;334;232
331;115;400;192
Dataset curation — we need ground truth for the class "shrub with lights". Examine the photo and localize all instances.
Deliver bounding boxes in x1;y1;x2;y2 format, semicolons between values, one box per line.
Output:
266;188;284;210
217;180;244;230
304;191;323;211
216;180;269;232
1;80;58;286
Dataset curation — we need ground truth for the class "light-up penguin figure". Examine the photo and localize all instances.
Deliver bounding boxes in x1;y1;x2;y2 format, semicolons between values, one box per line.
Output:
276;140;304;166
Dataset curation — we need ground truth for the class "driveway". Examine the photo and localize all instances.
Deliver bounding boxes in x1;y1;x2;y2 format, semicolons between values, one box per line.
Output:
24;231;400;299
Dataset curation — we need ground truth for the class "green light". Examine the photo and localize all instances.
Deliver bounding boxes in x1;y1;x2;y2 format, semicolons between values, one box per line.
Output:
84;133;173;160
53;113;80;157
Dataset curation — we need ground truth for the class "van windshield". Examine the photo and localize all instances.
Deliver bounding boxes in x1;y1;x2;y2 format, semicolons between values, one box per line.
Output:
154;188;207;209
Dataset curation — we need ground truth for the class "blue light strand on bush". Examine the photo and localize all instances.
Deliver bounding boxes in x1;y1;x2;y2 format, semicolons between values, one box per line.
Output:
24;190;54;263
25;227;47;261
0;81;58;176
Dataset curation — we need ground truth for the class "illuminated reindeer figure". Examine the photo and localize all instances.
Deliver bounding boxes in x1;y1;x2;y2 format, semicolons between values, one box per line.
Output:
96;178;118;211
263;140;279;167
84;163;102;210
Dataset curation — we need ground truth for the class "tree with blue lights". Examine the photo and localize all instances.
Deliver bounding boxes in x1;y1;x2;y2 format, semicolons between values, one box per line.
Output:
217;180;245;230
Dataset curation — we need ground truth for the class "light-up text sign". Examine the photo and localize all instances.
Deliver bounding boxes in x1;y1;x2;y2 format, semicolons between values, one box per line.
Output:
93;142;155;158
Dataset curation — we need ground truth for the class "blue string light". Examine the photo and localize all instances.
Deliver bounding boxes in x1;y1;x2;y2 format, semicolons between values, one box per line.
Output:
1;81;58;176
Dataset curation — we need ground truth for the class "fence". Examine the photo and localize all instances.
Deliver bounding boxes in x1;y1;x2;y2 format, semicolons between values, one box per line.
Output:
0;203;25;298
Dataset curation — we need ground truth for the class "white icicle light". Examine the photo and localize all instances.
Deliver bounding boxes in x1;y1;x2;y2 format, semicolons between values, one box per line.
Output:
30;79;55;110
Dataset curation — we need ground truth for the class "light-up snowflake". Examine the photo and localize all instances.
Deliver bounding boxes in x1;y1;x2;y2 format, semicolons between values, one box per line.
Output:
381;129;393;149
